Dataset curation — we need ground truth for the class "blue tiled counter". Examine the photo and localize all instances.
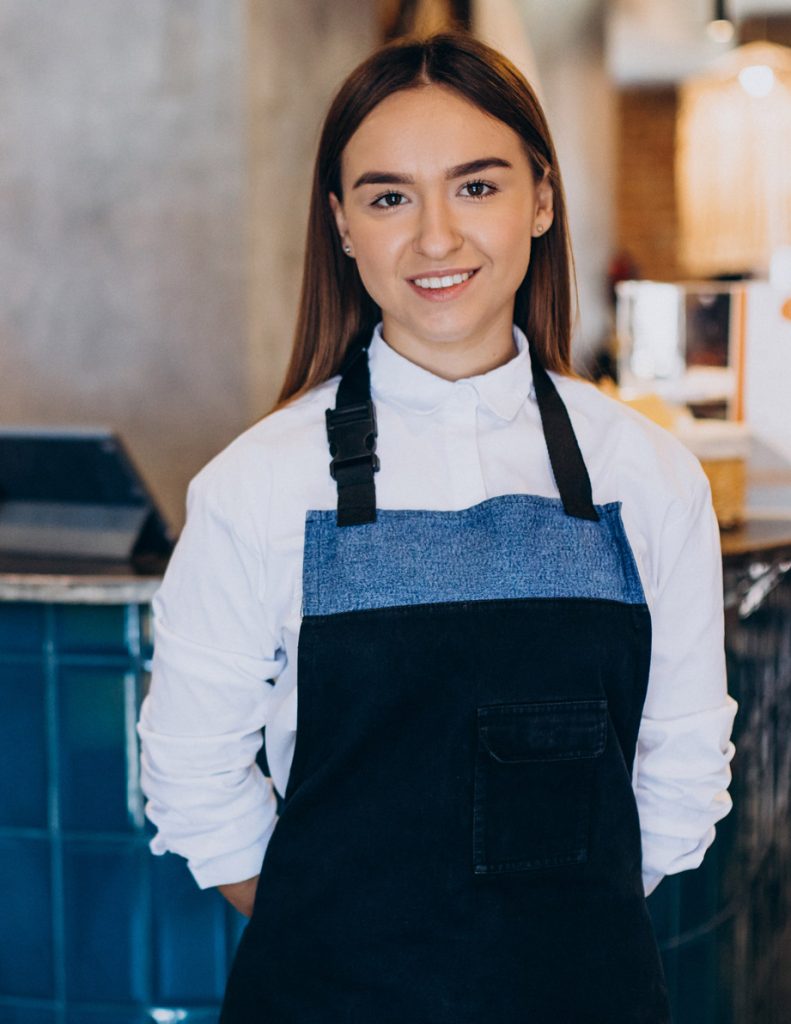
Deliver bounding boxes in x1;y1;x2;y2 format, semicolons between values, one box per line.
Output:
1;519;790;1024
0;574;244;1024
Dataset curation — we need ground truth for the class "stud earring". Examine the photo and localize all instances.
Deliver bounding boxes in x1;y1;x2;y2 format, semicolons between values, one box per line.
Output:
343;244;352;255
535;224;545;235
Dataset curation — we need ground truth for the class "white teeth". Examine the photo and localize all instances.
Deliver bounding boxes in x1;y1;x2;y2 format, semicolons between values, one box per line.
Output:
413;270;473;289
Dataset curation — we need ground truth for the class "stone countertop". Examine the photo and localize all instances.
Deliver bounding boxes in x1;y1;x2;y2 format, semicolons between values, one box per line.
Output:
0;571;162;605
0;556;163;604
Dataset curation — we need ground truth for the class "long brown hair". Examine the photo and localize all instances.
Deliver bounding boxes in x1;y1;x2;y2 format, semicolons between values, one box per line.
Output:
275;32;576;408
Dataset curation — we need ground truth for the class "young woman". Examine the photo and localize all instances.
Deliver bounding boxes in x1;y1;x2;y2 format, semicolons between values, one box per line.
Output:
138;32;736;1023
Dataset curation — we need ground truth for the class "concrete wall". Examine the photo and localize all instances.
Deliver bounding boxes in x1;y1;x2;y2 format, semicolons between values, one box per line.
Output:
0;1;376;531
521;1;616;371
246;2;379;420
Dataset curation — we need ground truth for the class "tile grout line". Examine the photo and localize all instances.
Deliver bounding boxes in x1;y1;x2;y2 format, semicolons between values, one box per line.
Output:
127;602;156;1010
44;603;67;1023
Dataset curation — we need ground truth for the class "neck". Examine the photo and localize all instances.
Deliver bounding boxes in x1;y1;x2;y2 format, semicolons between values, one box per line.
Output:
380;315;518;382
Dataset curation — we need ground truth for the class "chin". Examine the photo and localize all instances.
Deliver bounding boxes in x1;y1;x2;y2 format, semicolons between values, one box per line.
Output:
413;318;491;348
408;307;474;333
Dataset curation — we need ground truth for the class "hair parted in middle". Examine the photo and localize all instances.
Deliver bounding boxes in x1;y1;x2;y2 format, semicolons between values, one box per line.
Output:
276;31;576;409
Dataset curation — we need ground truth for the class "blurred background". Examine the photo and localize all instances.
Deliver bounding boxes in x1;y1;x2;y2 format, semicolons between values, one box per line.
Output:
4;0;790;530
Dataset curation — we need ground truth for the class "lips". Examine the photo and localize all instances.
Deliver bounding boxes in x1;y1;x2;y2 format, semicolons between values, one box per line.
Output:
407;267;480;301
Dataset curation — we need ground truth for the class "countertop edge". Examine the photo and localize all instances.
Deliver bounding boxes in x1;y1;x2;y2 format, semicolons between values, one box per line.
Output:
0;574;162;605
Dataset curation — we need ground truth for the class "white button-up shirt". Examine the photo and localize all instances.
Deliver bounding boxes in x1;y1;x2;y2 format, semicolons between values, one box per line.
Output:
138;322;737;895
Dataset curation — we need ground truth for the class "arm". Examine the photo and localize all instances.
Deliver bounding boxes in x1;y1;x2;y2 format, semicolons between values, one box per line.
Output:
634;475;737;896
137;470;285;893
218;876;260;918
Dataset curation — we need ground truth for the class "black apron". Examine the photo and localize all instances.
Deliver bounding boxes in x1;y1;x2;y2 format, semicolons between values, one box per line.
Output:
221;337;671;1023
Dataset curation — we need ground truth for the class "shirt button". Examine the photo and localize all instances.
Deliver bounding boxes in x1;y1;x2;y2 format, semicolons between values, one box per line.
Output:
452;383;478;406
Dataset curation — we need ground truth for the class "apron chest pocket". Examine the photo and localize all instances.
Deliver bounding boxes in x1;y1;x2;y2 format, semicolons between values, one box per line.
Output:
473;699;608;874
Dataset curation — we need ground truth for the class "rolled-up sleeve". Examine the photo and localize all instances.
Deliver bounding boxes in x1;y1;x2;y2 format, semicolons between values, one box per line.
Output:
635;474;737;896
137;469;285;889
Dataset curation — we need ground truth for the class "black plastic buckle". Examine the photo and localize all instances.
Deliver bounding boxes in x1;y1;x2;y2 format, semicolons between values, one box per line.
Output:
325;400;380;481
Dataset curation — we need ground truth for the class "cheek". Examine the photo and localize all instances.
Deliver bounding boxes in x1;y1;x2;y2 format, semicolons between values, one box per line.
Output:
481;205;532;251
352;246;397;307
351;222;404;288
480;215;534;283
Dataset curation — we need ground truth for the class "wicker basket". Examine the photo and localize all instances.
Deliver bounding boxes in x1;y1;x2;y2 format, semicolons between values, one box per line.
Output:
697;457;746;529
673;419;750;530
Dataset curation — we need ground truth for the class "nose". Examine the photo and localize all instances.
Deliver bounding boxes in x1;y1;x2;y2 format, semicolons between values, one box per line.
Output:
413;194;463;259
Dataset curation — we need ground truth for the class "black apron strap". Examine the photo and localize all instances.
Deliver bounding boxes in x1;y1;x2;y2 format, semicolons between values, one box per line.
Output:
325;335;379;527
528;343;599;522
326;335;599;526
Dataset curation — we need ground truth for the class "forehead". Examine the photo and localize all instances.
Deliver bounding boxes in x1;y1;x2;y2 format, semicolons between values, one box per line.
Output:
341;85;527;178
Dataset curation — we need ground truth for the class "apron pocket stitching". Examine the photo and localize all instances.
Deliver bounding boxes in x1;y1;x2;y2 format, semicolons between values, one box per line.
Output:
473;699;607;874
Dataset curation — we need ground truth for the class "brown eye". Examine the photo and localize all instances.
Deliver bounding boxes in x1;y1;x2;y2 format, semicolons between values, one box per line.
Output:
371;191;406;208
461;179;497;199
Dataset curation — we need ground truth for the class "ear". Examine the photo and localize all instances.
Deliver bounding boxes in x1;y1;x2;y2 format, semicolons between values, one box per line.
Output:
532;171;554;237
329;192;351;252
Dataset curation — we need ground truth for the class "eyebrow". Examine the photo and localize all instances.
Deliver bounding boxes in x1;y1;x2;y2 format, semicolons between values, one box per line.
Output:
351;157;513;190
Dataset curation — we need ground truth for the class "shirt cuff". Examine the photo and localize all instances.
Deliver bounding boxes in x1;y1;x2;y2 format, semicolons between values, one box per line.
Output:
178;815;279;890
641;823;718;898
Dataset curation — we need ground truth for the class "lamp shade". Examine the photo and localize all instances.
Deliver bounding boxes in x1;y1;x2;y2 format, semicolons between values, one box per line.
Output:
677;42;791;277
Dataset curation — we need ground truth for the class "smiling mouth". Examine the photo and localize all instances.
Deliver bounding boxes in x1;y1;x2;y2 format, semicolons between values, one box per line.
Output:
410;269;478;291
407;268;480;299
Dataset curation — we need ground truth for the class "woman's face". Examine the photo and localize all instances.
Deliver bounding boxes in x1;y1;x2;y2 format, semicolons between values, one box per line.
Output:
329;84;553;374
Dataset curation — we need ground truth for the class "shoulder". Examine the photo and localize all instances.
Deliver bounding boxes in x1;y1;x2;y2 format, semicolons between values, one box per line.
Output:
550;374;719;601
184;376;340;546
551;372;711;516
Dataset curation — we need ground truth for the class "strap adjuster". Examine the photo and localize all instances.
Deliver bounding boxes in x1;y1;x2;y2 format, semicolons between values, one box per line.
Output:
325;400;380;481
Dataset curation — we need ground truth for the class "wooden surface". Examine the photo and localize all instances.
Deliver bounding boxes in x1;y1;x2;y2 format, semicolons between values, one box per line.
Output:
720;516;791;560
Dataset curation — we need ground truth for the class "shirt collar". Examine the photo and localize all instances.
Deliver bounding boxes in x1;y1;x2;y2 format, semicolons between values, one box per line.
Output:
367;322;534;421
